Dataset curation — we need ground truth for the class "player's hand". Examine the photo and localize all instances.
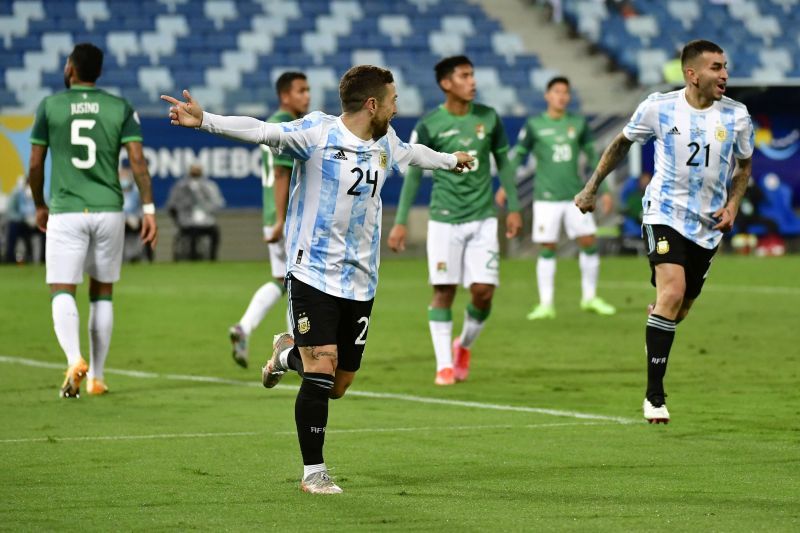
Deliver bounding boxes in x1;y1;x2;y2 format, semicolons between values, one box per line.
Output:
600;192;614;215
452;151;474;174
574;186;597;214
712;204;737;232
160;90;204;128
387;224;407;252
141;213;158;248
35;206;49;232
266;222;284;243
505;211;522;238
495;187;507;207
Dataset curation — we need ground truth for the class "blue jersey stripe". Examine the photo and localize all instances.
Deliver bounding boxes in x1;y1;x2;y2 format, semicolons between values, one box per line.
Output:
685;112;704;236
712;108;736;214
657;101;676;216
305;128;343;292
287;162;308;271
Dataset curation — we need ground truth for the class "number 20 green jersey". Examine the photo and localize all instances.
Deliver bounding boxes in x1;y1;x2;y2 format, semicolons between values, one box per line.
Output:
30;84;142;213
512;112;598;202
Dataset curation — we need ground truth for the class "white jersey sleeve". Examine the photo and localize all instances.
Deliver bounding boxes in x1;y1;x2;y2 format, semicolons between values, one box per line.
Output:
733;113;755;159
387;127;457;173
622;92;659;144
199;111;323;161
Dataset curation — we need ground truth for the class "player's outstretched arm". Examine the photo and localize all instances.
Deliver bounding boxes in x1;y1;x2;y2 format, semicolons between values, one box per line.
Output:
161;90;204;127
713;156;752;232
126;141;158;248
575;132;633;213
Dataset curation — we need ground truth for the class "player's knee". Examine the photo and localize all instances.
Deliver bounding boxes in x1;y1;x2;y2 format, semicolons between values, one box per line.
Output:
471;286;494;307
329;384;348;400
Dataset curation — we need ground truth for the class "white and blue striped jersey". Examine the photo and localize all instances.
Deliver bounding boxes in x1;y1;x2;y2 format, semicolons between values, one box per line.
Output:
202;110;457;301
623;89;754;249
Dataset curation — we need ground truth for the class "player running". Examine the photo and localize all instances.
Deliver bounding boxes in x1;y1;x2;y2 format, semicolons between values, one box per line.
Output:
387;55;522;386
29;43;157;398
574;40;754;424
498;76;616;320
162;65;473;494
228;72;310;368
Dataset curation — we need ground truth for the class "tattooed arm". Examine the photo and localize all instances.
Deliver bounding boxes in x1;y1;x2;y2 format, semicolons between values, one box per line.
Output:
574;132;634;213
712;157;752;232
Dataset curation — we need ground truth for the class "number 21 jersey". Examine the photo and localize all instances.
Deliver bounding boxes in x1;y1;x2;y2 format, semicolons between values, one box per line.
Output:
623;88;754;249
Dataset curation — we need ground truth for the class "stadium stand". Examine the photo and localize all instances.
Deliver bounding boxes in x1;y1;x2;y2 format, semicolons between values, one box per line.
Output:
563;0;800;85
0;0;571;117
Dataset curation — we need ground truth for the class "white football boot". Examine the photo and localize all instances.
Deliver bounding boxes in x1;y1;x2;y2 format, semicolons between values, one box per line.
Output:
643;397;670;424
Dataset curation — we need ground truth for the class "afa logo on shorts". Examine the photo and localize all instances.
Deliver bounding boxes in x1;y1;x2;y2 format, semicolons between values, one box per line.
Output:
297;314;311;334
656;237;670;255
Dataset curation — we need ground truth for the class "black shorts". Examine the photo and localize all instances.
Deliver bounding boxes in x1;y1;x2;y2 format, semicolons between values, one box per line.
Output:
286;274;374;372
642;224;718;300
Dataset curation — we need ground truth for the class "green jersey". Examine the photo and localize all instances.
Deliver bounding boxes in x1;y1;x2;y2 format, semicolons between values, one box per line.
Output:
407;102;516;224
512;112;599;202
261;109;296;226
30;85;142;213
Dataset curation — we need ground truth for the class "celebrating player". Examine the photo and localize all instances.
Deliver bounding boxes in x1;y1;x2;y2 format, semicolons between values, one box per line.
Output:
574;40;754;423
162;65;473;494
228;71;310;368
387;55;522;386
498;76;616;320
29;43;158;398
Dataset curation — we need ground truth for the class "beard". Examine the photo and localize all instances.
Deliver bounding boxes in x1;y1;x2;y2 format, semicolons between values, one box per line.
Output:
372;117;390;140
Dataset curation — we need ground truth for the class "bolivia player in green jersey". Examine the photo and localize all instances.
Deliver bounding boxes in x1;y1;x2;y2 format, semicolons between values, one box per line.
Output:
229;72;310;368
499;76;615;320
388;56;522;386
29;43;157;398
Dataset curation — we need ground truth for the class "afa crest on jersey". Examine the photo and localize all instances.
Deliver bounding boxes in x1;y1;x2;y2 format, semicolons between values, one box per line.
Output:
297;315;311;334
379;151;387;169
475;124;485;140
656;238;670;255
715;125;727;142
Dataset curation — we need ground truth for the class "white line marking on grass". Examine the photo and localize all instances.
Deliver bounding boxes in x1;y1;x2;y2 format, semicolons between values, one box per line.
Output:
601;280;800;296
0;355;638;425
1;422;611;444
0;431;259;444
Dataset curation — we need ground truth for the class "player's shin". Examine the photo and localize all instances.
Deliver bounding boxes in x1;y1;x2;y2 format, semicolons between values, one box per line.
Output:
645;314;676;405
295;373;334;470
428;307;453;371
536;249;557;306
579;246;599;301
239;281;283;334
52;292;82;365
88;297;113;380
460;303;490;348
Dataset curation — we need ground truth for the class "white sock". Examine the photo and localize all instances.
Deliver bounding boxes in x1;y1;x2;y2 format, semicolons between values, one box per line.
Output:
459;311;485;349
536;256;556;306
88;299;113;380
52;293;82;366
579;251;600;302
239;282;283;335
429;319;453;371
278;346;292;370
303;462;327;479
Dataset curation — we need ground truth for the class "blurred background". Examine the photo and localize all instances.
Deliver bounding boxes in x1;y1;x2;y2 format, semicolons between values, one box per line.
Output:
1;0;798;263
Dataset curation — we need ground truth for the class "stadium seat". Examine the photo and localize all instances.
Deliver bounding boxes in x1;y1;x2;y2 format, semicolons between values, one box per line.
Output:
750;66;786;82
759;48;793;73
745;16;782;46
408;0;440;13
474;66;501;89
301;32;337;64
492;32;524;64
316;14;352;37
530;67;559;91
378;15;412;46
330;0;363;21
41;33;75;57
441;15;475;37
637;49;668;85
204;0;237;31
205;67;242;90
771;0;800;13
23;50;60;73
189;86;225;109
158;0;188;14
304;66;338;110
396;84;423;115
352;49;386;67
257;0;301;19
1;16;29;49
429;32;464;57
624;16;659;46
480;86;518;115
5;68;40;93
249;16;288;38
728;1;760;21
15;87;51;112
76;0;110;31
155;15;189;38
221;50;257;73
140;33;176;65
238;32;274;55
138;66;173;99
666;0;699;30
107;32;141;67
12;0;45;21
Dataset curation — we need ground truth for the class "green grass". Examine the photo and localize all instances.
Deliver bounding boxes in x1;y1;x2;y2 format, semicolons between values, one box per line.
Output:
1;257;798;531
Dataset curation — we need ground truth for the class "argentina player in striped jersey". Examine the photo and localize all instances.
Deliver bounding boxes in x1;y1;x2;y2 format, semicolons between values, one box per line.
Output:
574;40;754;424
162;66;473;494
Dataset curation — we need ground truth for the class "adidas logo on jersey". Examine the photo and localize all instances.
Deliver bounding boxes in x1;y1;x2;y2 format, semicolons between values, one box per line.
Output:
332;150;347;160
667;126;681;135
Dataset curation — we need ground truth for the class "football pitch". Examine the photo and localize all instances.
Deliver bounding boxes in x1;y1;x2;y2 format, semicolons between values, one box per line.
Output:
1;256;798;531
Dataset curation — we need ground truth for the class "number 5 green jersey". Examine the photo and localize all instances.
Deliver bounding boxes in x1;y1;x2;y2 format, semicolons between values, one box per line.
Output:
512;112;599;201
395;102;520;225
30;84;142;213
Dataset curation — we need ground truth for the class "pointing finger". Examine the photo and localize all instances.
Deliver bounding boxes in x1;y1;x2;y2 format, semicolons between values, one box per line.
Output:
160;94;180;105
